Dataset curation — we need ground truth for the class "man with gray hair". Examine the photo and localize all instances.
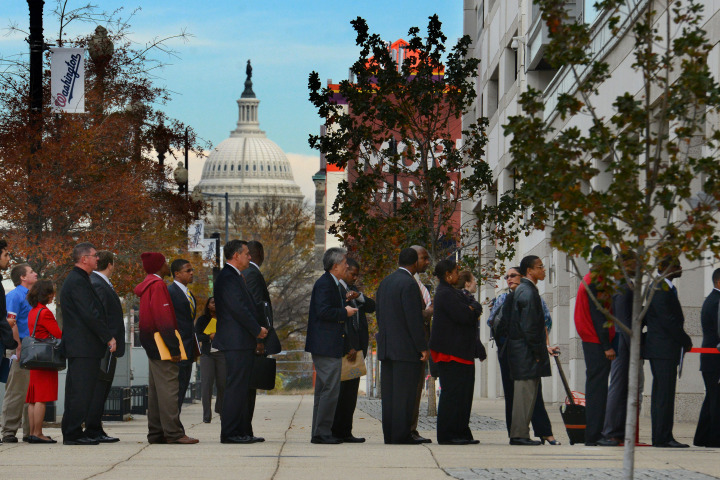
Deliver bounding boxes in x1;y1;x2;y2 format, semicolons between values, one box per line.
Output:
305;247;358;444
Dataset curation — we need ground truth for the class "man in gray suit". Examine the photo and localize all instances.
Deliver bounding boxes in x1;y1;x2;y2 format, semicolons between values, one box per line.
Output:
375;248;429;444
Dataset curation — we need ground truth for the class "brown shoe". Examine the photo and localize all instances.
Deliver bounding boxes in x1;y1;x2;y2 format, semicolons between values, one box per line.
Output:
168;435;199;444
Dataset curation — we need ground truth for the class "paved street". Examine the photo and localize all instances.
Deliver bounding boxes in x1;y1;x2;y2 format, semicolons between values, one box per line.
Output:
0;394;717;480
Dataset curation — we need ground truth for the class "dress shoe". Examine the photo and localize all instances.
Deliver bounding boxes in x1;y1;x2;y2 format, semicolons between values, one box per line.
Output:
222;435;255;444
596;438;620;447
90;435;120;443
655;440;689;448
29;435;57;444
250;436;265;443
466;439;480;445
63;437;100;445
311;435;342;444
411;433;432;444
509;437;541;446
22;436;30;442
148;437;167;444
438;439;471;445
167;435;199;444
399;437;426;445
342;435;366;443
2;435;18;443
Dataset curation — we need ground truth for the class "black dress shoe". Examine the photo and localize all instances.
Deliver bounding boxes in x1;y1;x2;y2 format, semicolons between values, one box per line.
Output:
63;437;100;445
22;436;30;442
596;438;620;446
509;437;541;446
91;435;120;443
342;435;366;443
411;433;432;444
2;435;18;443
311;435;342;444
655;440;689;448
466;439;480;445
250;436;265;443
438;439;471;445
221;435;255;444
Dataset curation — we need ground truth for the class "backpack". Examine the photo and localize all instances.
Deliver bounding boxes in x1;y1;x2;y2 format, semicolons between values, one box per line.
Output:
490;290;514;341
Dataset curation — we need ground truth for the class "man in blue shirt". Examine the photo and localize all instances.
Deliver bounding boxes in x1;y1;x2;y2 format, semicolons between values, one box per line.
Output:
1;263;38;443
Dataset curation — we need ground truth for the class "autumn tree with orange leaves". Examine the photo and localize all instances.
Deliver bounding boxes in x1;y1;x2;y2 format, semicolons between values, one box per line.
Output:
0;4;203;296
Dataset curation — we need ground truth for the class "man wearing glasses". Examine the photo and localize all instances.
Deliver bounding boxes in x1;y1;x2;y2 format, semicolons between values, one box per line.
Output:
507;255;551;445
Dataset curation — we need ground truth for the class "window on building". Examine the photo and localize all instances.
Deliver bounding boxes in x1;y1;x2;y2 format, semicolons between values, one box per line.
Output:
253;165;256;171
487;66;500;118
218;202;222;215
230;164;234;171
245;164;249;171
224;164;227;171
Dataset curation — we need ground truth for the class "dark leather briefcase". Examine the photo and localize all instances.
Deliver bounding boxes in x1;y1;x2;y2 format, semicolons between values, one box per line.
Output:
249;355;276;390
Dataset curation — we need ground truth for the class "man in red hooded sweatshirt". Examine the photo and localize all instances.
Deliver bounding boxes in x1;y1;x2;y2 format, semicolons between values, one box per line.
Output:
574;245;617;446
134;252;198;445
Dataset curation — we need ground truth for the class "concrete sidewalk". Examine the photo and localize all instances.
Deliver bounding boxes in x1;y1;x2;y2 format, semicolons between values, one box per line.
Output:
0;395;717;480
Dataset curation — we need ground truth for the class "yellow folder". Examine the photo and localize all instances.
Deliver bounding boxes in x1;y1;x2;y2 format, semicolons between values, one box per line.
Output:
203;317;217;335
154;330;188;361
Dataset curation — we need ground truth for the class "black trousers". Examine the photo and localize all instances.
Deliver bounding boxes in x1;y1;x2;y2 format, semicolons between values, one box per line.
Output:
332;377;360;438
177;360;193;412
62;357;100;440
381;359;421;444
84;358;117;438
437;361;475;443
603;332;630;440
220;349;254;440
247;388;257;436
498;344;553;437
649;357;678;445
694;370;720;447
582;342;612;444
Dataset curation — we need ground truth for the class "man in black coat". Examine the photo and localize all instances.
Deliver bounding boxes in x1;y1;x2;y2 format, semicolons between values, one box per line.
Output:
305;247;358;444
331;257;375;443
644;257;692;448
168;259;197;411
61;242;116;445
693;268;720;448
86;251;125;443
0;240;18;354
213;240;268;444
375;248;429;445
507;255;550;446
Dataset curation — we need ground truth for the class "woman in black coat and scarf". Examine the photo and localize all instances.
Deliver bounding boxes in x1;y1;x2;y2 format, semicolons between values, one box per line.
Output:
429;259;484;445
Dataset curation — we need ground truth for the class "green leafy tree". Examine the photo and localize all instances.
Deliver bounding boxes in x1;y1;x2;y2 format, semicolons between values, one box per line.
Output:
502;0;720;476
308;15;506;287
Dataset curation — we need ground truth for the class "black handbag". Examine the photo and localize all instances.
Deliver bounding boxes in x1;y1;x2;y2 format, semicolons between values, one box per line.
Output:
19;308;66;371
249;355;276;390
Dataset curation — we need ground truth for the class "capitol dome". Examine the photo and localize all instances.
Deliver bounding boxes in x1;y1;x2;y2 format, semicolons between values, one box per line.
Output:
196;61;304;218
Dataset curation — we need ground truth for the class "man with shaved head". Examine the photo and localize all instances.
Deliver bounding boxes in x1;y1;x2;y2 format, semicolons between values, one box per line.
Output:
409;245;433;444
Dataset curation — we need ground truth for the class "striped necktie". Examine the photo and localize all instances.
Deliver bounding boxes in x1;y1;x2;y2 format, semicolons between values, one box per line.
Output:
186;291;195;317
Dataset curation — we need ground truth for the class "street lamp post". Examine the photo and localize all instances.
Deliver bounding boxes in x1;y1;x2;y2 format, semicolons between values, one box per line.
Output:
389;137;398;215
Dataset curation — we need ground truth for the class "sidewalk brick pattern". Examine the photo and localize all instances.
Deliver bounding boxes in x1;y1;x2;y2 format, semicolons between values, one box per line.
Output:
357;398;507;431
445;468;720;479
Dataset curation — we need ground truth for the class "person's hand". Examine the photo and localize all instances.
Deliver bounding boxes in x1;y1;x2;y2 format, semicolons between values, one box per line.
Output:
257;327;268;339
547;345;560;356
209;333;215;340
255;343;265;355
604;348;616;360
6;317;16;328
108;337;117;353
420;350;430;361
346;291;360;301
345;306;358;317
170;355;181;363
347;349;358;362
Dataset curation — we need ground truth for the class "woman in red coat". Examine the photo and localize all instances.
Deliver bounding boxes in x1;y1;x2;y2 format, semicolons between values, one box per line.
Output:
25;279;61;444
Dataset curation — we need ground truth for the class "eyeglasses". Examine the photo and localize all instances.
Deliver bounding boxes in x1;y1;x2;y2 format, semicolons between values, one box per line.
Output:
504;273;520;280
83;253;99;258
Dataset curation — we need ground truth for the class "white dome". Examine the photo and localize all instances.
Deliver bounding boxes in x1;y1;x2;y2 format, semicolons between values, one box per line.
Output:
196;66;303;212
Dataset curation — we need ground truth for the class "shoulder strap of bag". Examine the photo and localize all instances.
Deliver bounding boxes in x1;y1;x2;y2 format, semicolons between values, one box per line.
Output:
30;307;44;338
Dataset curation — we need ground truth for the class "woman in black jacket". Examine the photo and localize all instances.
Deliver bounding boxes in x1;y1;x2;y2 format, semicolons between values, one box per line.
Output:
429;259;483;445
195;297;227;423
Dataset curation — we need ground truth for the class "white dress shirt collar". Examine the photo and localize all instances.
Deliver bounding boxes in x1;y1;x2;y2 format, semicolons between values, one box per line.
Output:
399;267;413;277
664;278;674;289
173;280;189;295
249;261;260;270
227;262;243;277
94;271;112;286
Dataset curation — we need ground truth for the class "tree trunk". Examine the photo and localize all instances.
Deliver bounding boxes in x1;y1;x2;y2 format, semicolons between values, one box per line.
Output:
622;278;645;479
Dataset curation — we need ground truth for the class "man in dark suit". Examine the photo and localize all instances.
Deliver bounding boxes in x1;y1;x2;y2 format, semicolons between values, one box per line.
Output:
86;251;126;443
375;248;429;444
693;268;720;448
644;257;692;448
242;241;282;437
213;240;268;444
61;242;117;445
332;257;375;443
168;259;197;411
305;247;358;445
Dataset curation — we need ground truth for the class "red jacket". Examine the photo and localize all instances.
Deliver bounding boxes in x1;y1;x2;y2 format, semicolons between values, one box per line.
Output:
134;275;180;359
28;305;62;340
574;272;615;348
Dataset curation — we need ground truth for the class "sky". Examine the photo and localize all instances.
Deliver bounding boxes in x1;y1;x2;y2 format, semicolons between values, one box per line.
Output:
2;1;463;203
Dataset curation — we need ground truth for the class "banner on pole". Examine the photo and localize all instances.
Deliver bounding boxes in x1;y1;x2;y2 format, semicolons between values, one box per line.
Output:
50;48;85;113
188;221;205;251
